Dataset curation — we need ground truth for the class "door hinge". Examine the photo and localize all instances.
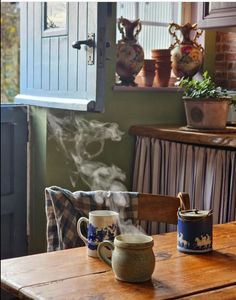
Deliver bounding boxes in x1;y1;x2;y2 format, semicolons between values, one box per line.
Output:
27;121;30;142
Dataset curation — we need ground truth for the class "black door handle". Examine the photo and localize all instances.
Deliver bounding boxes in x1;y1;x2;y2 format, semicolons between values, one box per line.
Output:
72;39;94;50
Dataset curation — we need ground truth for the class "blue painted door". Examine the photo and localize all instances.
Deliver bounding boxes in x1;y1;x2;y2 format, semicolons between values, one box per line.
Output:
1;104;28;259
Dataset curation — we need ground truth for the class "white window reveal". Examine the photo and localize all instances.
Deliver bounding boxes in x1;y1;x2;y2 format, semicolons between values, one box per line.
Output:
15;2;108;112
116;2;182;58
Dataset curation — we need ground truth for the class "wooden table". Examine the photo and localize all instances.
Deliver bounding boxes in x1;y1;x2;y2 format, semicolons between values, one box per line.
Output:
1;222;236;299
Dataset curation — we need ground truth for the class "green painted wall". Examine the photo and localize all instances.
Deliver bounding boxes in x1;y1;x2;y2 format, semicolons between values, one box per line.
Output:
203;31;216;78
29;5;215;254
28;107;47;253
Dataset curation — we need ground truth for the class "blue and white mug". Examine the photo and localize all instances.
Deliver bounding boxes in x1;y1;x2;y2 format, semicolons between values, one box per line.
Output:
77;210;119;257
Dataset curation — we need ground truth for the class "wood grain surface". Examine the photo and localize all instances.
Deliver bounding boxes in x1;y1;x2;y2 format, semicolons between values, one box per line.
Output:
1;222;236;300
129;125;236;149
181;285;236;299
138;192;190;224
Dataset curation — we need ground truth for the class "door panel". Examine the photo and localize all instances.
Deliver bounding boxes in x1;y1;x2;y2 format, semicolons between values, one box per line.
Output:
1;123;14;196
16;2;108;111
1;105;28;259
19;3;92;98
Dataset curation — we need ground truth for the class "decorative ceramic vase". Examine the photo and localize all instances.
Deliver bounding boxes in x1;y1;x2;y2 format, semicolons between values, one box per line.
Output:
116;17;144;86
141;59;156;87
169;23;204;78
151;49;172;87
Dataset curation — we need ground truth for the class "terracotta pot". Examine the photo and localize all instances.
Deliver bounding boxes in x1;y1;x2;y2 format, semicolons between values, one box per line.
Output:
140;59;156;87
151;49;171;58
141;70;155;87
151;49;172;87
184;98;230;129
156;60;172;69
143;59;156;72
155;62;172;87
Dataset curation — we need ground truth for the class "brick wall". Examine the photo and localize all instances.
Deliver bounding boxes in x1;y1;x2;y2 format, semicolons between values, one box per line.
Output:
215;31;236;90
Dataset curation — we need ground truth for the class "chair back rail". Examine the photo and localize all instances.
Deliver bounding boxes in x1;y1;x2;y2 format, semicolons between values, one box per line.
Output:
45;187;191;251
138;192;190;224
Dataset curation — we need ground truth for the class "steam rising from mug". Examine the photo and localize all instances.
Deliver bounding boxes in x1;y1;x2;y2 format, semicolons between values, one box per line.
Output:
48;113;147;236
47;113;126;191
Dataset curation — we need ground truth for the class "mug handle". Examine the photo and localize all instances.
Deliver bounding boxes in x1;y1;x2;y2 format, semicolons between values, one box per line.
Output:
77;217;89;245
97;240;114;267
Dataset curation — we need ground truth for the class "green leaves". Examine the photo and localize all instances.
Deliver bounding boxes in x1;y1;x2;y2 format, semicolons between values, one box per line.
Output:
179;71;228;99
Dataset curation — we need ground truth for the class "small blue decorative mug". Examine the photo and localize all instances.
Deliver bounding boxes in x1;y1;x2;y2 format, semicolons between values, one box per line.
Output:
77;210;119;257
177;209;213;254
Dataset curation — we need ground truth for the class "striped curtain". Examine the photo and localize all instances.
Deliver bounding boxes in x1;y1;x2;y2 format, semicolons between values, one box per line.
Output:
132;136;236;233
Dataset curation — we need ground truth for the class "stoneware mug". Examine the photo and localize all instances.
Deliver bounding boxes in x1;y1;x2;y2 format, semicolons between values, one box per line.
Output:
97;234;155;282
77;210;119;257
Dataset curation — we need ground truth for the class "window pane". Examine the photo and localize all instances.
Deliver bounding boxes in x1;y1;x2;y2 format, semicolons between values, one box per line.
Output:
117;2;136;20
116;2;182;57
138;25;172;58
45;2;66;29
139;2;172;23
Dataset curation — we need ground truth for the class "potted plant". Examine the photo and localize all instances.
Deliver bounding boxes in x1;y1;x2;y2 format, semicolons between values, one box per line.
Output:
179;71;235;129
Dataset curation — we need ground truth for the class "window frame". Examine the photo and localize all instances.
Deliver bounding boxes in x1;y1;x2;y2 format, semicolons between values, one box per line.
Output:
41;2;69;38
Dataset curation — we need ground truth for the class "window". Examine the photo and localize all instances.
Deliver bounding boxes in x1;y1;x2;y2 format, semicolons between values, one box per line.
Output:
45;2;67;30
15;2;184;111
42;2;68;37
115;2;183;88
116;2;182;58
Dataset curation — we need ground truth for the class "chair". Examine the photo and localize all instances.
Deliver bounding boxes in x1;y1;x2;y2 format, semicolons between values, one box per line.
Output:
45;186;190;251
137;192;190;225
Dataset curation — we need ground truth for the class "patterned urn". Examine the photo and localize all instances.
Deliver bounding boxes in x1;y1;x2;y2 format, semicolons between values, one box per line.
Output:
116;17;144;86
169;23;204;78
177;209;213;254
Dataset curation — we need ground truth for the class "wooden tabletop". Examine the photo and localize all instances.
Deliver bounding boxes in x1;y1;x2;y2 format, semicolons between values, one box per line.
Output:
129;125;236;149
1;222;236;300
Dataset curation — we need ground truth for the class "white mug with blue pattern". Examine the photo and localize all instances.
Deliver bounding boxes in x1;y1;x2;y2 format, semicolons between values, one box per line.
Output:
77;210;119;257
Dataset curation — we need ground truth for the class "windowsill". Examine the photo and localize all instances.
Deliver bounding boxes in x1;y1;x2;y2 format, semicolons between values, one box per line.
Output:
113;75;183;92
113;86;182;92
15;94;95;111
